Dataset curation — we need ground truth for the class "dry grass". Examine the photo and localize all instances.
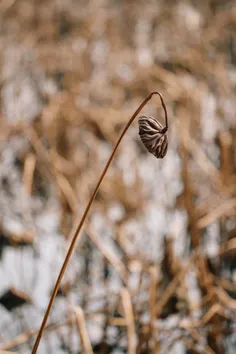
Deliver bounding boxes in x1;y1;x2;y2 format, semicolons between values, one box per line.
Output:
0;0;235;353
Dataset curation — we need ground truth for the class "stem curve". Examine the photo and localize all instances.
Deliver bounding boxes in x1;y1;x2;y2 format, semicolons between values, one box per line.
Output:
31;91;168;354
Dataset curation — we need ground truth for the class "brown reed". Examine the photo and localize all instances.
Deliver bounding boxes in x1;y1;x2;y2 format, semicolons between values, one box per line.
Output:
31;92;168;353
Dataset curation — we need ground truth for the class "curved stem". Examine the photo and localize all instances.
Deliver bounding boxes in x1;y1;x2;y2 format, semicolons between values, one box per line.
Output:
157;92;168;129
31;91;168;354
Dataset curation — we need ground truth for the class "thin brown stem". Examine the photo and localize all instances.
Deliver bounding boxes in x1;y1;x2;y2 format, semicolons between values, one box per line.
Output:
31;91;168;354
158;92;168;130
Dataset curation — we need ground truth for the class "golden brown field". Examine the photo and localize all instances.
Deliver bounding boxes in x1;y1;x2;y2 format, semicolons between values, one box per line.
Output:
0;1;235;353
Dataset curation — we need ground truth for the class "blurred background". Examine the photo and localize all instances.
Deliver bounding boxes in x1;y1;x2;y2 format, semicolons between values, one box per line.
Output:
0;0;235;353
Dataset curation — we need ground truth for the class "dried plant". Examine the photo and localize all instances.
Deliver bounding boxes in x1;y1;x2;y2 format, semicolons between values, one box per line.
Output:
1;3;235;352
31;92;169;353
138;115;168;158
138;93;168;159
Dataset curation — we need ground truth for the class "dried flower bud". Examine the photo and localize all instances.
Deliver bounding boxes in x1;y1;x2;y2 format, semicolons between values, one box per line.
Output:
138;115;168;158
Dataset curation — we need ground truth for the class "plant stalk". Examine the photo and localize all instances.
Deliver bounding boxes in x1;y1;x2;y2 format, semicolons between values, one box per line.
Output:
31;91;168;353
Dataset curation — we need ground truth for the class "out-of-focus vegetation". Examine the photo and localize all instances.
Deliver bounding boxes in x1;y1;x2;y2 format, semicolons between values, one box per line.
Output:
0;0;235;353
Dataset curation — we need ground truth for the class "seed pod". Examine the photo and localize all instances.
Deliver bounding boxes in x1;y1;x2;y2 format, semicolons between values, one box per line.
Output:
138;115;168;158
